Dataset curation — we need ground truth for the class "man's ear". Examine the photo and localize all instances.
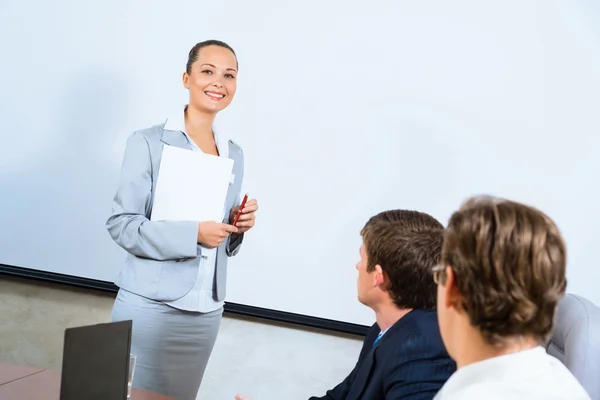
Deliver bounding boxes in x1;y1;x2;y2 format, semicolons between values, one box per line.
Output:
373;264;386;288
442;267;462;310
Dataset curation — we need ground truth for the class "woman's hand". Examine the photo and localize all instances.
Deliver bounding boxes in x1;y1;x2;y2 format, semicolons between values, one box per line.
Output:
235;394;253;400
229;198;258;234
197;221;238;248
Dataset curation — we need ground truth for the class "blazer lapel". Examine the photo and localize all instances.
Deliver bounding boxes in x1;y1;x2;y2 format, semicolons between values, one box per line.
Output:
160;127;192;150
227;139;235;161
346;348;377;400
374;310;415;349
344;314;417;399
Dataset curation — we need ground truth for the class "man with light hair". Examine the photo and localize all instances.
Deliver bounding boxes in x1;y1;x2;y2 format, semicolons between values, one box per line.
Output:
433;196;590;399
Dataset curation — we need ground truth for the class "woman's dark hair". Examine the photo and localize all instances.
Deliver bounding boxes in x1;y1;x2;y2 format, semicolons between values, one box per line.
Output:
186;40;237;74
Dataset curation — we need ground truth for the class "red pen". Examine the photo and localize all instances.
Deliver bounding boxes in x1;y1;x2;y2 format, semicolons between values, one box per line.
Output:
232;194;249;226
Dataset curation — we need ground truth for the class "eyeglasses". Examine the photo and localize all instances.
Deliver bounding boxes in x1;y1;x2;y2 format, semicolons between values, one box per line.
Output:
432;265;446;284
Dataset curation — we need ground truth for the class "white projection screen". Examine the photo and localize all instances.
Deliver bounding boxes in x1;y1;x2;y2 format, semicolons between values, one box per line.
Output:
1;0;599;328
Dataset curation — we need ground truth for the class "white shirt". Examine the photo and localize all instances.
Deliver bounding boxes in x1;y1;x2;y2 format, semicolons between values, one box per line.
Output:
162;108;244;313
434;346;591;400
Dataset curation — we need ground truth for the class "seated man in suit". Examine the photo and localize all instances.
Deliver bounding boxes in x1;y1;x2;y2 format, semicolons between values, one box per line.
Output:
236;210;455;400
310;209;456;400
433;196;590;399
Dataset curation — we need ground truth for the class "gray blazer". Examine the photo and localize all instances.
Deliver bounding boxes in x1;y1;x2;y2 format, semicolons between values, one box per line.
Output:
106;121;244;302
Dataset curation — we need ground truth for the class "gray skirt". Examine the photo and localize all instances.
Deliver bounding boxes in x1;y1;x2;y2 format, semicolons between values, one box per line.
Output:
110;289;222;400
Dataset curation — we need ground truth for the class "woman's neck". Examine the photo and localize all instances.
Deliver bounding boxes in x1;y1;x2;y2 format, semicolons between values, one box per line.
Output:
184;105;215;140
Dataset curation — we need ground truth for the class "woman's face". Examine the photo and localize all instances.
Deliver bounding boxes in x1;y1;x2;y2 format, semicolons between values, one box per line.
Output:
183;45;238;114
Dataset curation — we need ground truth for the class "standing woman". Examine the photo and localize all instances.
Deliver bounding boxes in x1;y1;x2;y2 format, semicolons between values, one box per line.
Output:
107;40;258;400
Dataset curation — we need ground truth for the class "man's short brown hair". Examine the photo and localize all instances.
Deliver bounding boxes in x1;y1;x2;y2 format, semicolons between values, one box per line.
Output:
441;196;567;346
361;210;444;310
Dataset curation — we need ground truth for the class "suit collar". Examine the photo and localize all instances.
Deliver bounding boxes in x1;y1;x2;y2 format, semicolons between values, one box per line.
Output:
345;310;419;400
160;107;190;149
163;105;187;132
373;309;416;349
160;127;190;149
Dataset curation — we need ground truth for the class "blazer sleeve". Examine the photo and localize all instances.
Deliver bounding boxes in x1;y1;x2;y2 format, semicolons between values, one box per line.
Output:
106;131;199;261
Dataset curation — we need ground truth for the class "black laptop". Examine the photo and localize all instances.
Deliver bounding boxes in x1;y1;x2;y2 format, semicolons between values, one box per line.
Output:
59;320;133;400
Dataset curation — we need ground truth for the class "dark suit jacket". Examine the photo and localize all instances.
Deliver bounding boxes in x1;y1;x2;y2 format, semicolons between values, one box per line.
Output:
310;309;456;400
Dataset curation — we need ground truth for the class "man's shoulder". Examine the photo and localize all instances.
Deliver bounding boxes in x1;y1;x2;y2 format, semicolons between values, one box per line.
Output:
396;309;441;342
437;378;590;400
436;383;506;400
381;309;449;358
365;310;444;351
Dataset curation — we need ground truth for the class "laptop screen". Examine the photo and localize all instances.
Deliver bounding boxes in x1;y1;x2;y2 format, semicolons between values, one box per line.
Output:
60;320;132;400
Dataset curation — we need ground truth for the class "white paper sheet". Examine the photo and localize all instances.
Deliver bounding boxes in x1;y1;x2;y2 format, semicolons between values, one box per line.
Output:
150;145;234;222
